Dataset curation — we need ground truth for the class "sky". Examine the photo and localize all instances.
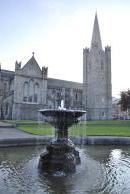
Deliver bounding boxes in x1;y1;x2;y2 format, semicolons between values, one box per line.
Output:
0;0;130;98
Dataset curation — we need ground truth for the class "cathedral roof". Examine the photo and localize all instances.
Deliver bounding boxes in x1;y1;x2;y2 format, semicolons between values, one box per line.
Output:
23;54;39;68
91;13;102;50
21;54;42;78
48;78;83;89
1;69;14;79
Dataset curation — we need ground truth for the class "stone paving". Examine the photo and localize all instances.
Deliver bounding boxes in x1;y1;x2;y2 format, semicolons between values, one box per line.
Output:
0;121;15;128
0;121;51;147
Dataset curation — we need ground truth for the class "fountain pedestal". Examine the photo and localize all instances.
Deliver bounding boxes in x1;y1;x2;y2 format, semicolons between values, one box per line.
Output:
39;139;80;173
38;109;86;173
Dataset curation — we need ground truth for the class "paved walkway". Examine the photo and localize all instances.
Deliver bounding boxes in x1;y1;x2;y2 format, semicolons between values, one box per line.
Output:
0;121;51;147
0;121;15;128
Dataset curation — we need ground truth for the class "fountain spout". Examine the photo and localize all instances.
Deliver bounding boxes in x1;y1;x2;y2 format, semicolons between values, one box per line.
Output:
58;99;66;110
61;99;64;109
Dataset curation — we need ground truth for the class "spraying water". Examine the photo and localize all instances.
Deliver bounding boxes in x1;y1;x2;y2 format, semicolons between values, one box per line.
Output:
58;99;66;110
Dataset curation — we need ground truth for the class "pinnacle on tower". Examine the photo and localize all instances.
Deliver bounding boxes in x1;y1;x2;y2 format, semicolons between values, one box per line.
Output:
32;52;35;57
91;13;102;50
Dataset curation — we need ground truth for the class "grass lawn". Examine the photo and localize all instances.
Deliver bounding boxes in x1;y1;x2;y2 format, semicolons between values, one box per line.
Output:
5;120;130;136
18;123;53;135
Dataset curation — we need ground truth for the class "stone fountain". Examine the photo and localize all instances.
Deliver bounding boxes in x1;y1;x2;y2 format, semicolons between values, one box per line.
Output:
38;100;86;174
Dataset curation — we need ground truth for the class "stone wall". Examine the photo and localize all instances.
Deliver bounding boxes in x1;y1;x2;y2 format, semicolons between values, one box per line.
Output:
47;78;83;109
0;70;14;119
83;46;112;120
12;103;43;120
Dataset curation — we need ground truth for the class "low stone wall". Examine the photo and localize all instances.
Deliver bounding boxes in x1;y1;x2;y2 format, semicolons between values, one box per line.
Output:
0;136;51;147
1;136;130;147
70;136;130;145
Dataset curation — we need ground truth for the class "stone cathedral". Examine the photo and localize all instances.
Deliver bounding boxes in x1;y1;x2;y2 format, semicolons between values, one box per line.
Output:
0;14;112;120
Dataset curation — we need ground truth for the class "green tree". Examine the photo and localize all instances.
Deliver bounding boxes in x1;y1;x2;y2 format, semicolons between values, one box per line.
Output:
119;89;130;113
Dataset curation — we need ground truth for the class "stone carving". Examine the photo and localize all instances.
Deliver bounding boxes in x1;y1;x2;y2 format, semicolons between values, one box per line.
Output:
15;61;21;70
42;67;48;78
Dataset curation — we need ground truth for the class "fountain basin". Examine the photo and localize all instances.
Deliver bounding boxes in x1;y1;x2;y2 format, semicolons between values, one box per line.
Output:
39;109;86;129
1;145;130;193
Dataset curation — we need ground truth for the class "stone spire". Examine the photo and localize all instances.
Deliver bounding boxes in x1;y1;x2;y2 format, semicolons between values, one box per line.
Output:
91;13;102;50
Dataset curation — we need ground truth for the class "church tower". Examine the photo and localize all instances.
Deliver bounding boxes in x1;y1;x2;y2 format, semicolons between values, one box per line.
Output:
83;13;112;120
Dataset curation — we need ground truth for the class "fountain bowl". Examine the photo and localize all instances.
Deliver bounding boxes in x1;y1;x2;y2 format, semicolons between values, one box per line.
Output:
39;109;86;129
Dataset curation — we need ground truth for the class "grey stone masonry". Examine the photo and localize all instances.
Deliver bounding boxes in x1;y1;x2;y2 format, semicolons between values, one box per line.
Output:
0;54;83;120
83;13;112;120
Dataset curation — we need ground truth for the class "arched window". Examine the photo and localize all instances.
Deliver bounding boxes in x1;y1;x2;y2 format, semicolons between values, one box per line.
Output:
101;60;104;70
23;82;29;102
34;83;39;103
29;79;34;102
89;62;91;70
5;103;9;115
75;93;78;101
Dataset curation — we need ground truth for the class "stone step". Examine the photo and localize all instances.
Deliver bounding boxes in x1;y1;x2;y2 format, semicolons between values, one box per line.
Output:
0;121;15;128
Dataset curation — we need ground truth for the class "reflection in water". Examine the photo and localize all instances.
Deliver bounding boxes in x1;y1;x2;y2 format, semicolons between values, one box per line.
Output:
0;146;130;193
101;148;130;194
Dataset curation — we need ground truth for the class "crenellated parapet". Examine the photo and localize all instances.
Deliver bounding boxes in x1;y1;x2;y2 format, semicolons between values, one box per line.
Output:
105;46;111;52
15;61;21;71
83;47;90;54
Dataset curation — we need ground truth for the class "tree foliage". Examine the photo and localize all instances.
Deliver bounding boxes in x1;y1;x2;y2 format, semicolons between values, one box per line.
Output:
119;89;130;111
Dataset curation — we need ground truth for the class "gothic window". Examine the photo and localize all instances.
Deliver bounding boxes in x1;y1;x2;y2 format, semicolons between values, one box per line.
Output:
29;79;34;102
65;88;71;108
57;99;60;107
52;88;56;95
3;82;7;93
65;88;70;98
102;97;105;103
5;103;9;115
57;92;61;98
102;112;105;116
23;82;29;102
34;83;39;103
23;97;27;102
75;93;78;101
99;50;102;55
34;94;37;103
89;62;91;70
56;88;62;106
101;60;104;70
28;96;33;102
